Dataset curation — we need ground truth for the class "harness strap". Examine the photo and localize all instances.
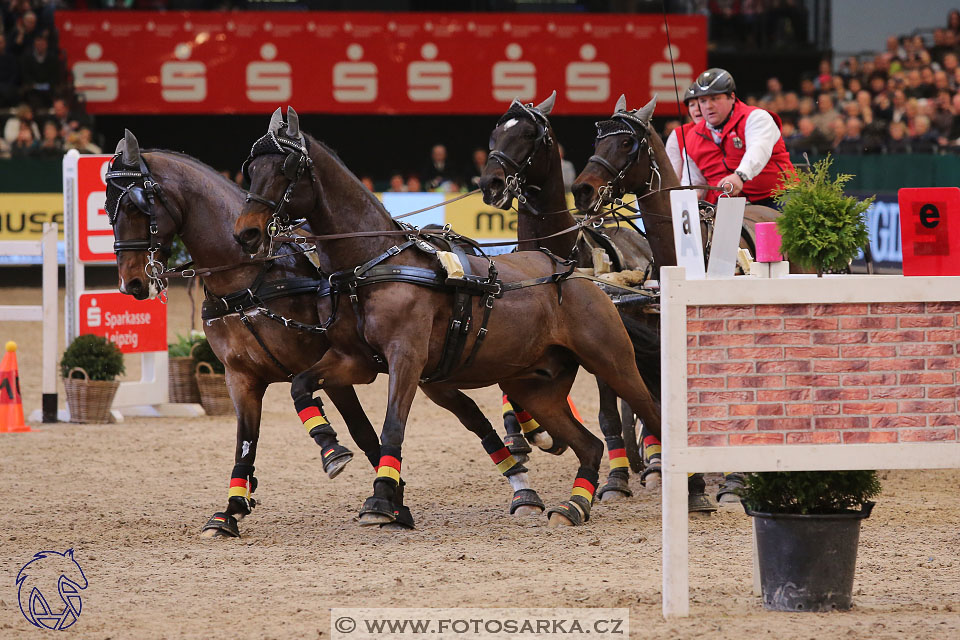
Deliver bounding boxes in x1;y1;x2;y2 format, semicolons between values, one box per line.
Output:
239;312;296;379
201;276;332;320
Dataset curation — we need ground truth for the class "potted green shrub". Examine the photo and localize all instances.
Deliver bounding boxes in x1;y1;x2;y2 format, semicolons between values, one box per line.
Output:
191;335;232;415
773;155;873;276
739;470;881;612
60;335;125;423
168;331;204;404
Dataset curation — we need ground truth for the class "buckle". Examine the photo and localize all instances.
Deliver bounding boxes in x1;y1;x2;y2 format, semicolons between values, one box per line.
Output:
387;245;401;256
181;269;196;278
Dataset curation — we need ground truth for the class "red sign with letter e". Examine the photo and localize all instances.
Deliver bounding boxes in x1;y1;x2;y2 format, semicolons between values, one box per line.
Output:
76;155;117;263
898;187;960;275
78;291;167;353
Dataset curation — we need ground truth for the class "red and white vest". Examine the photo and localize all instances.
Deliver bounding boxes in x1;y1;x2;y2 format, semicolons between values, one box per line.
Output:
685;101;795;204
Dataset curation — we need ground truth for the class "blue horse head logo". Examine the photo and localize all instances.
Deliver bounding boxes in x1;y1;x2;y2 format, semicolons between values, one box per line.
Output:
16;549;88;630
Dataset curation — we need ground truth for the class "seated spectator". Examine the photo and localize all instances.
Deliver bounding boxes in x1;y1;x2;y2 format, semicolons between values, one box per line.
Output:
780;91;800;122
932;89;954;137
50;97;90;139
867;72;887;96
810;93;840;137
873;92;894;124
405;174;422;192
891;89;907;122
3;102;38;144
885;121;911;153
359;175;375;192
67;127;101;154
855;90;875;124
761;77;783;103
10;120;35;156
421;144;458;191
5;10;39;57
35;119;62;157
787;116;830;156
466;148;487;190
829;118;848;150
835;118;865;154
386;172;406;192
910;115;940;153
0;136;10;159
0;33;19;107
20;34;60;108
558;143;575;191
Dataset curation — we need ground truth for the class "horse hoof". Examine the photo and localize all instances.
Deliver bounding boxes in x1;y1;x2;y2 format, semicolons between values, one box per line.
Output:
357;512;394;526
380;521;414;531
643;472;661;492
200;527;227;538
547;512;576;527
322;447;354;479
599;489;630;503
688;492;718;514
512;505;542;516
718;492;742;505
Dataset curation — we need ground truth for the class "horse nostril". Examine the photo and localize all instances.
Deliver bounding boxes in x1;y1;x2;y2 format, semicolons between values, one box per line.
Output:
128;278;143;295
572;183;593;202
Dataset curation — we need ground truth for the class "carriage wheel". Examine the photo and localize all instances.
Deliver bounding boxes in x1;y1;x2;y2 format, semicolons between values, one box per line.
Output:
620;398;644;474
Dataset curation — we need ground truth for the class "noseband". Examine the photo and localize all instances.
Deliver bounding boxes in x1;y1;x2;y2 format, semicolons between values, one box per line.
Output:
487;103;553;207
105;153;180;292
587;113;661;211
241;130;314;238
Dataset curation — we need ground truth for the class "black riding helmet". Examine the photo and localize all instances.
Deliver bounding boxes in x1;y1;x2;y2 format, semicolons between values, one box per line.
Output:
690;68;736;99
683;80;698;106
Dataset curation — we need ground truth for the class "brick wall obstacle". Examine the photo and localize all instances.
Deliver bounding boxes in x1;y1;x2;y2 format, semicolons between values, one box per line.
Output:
659;266;960;618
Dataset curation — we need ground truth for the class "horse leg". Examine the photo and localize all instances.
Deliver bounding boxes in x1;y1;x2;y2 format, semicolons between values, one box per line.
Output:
638;422;662;491
421;385;544;516
504;395;568;455
595;379;632;503
500;395;532;464
290;370;354;480
357;348;428;526
200;372;265;538
503;370;604;527
323;386;381;469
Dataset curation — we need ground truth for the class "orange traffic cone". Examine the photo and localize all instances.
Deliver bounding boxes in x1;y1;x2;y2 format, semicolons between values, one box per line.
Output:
1;341;31;433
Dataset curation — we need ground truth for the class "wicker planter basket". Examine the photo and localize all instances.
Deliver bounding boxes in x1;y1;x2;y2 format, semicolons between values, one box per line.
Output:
168;356;201;403
63;367;120;423
195;361;232;416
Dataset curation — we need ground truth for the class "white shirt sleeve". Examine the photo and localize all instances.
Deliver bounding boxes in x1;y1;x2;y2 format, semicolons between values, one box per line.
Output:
665;129;682;178
682;155;707;199
737;109;781;181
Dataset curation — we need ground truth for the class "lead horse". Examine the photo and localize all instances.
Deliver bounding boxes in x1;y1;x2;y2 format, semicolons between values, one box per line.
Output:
108;130;547;536
234;108;663;526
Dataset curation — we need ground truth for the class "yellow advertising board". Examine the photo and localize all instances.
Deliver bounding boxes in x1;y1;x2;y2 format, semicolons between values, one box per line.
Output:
0;193;64;241
442;193;577;238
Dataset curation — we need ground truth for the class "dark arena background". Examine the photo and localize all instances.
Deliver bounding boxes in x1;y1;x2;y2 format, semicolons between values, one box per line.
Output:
1;1;959;638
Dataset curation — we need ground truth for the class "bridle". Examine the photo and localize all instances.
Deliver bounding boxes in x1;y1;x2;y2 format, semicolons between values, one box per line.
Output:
586;111;662;212
105;152;181;293
241;129;315;240
486;100;553;207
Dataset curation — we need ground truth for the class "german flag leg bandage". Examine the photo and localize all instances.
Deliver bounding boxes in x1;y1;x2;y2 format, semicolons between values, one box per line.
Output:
375;445;403;489
513;404;545;440
604;436;630;478
502;395;521;436
642;434;662;464
294;394;354;478
481;432;528;477
227;463;257;514
546;467;599;525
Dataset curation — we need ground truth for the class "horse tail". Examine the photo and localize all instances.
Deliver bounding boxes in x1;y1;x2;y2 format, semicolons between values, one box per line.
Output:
618;310;661;402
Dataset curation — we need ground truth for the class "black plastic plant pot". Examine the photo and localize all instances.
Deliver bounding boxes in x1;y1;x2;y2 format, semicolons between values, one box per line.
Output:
745;501;875;612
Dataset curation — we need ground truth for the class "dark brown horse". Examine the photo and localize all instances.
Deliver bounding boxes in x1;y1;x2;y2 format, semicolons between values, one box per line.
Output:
234;108;663;527
571;94;783;271
478;92;658;502
108;130;545;538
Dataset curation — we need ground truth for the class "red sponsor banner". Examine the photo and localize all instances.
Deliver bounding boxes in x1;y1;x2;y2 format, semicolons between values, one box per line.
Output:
75;154;116;263
78;291;167;353
898;187;960;276
56;11;705;116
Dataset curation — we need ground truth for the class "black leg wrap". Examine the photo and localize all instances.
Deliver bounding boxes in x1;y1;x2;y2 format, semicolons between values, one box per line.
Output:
688;473;718;513
546;498;587;526
510;488;545;514
381;504;416;530
503;433;532;459
640;457;662;485
202;512;240;538
503;464;528;477
227;495;255;516
315;435;354;479
717;472;746;503
359;477;399;525
597;473;633;500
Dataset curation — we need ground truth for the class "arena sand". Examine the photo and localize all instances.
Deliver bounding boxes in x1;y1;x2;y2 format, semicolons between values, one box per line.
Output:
1;287;958;639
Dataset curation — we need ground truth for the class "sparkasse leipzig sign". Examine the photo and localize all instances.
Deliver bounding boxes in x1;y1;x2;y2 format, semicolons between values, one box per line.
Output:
56;11;705;116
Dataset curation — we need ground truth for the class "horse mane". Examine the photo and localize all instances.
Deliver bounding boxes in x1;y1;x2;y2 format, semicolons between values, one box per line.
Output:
143;148;246;196
301;132;396;223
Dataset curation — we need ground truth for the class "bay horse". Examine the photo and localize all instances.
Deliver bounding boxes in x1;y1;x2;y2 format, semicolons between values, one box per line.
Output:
479;92;658;502
480;93;716;512
107;130;545;537
234;108;663;527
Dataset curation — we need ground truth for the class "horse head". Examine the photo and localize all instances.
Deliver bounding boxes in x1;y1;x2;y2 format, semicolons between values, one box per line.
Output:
108;129;182;300
235;106;317;255
479;91;558;210
572;94;660;212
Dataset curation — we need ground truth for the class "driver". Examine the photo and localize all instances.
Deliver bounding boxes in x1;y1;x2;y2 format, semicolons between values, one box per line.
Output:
682;68;795;208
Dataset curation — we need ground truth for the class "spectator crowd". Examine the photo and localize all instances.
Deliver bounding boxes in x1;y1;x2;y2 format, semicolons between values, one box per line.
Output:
0;0;99;158
707;10;960;158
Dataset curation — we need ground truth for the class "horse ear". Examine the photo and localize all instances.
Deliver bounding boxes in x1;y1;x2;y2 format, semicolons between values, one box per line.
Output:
268;107;283;133
123;129;140;165
637;95;658;123
286;106;300;138
114;137;126;157
614;94;627;114
535;90;556;116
